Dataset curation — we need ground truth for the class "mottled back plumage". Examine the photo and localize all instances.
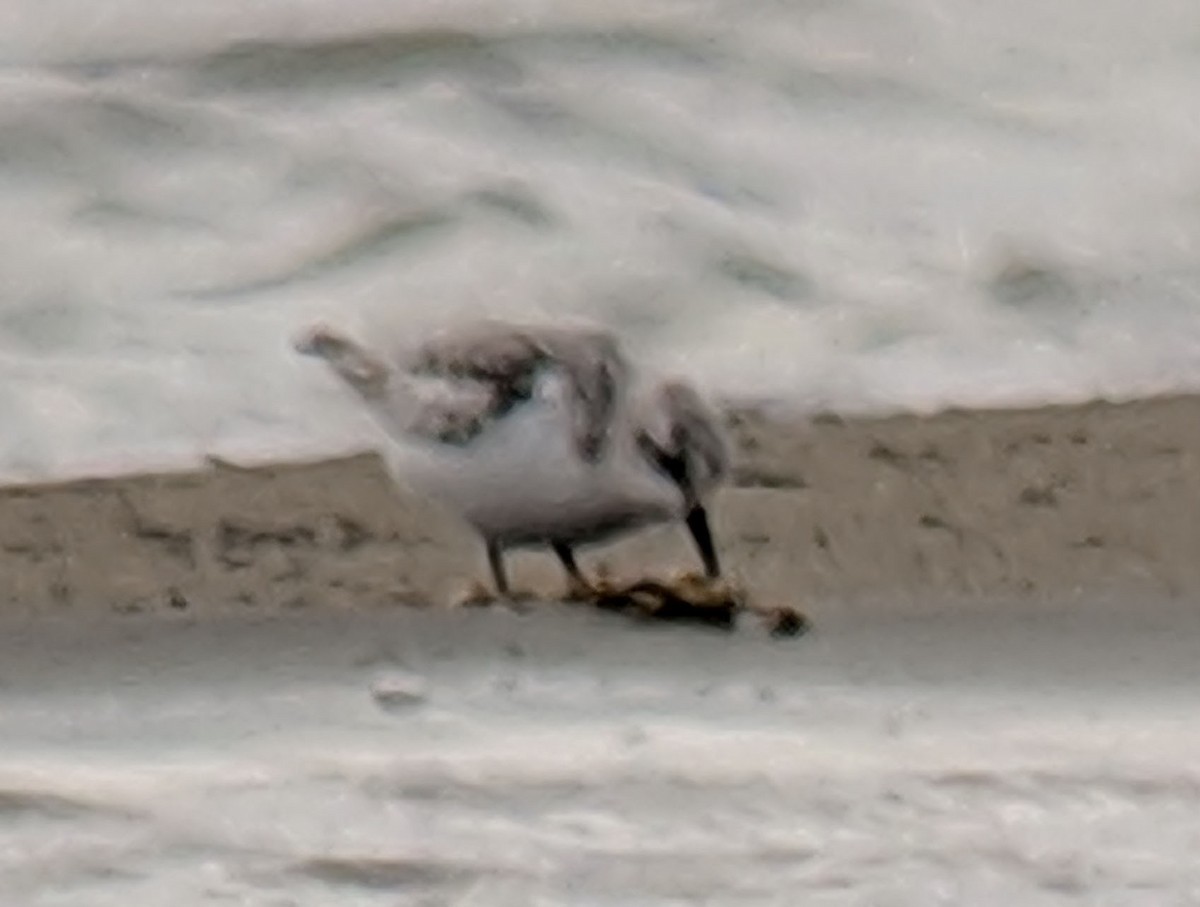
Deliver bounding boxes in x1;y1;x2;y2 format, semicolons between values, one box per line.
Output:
405;319;629;460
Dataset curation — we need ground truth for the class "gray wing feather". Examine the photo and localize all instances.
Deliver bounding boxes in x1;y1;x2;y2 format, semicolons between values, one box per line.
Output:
403;321;628;458
540;327;629;461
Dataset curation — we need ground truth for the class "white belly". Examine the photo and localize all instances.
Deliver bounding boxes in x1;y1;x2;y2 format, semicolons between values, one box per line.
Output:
378;391;683;547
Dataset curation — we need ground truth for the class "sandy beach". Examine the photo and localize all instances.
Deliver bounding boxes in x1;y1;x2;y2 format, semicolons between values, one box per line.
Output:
2;393;1196;620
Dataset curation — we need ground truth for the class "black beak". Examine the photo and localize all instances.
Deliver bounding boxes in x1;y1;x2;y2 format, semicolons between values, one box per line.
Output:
685;504;720;579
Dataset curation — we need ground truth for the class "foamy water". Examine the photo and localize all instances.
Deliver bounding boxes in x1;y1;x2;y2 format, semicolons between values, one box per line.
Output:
5;603;1200;906
1;0;1199;478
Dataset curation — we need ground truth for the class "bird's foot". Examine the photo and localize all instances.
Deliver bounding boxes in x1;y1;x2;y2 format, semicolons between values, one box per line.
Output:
453;581;540;611
453;581;501;609
563;575;597;602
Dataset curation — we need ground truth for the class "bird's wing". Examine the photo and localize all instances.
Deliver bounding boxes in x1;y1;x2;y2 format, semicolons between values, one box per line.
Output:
401;320;629;458
401;377;508;446
537;326;629;462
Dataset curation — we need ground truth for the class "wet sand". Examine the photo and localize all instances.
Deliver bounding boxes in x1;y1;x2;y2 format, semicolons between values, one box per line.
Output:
3;394;1199;619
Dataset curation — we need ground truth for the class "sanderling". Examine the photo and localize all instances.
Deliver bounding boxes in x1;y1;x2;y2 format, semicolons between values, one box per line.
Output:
294;318;730;599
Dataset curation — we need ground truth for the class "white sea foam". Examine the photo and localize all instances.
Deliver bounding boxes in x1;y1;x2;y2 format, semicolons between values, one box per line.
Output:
6;604;1200;905
1;0;1198;481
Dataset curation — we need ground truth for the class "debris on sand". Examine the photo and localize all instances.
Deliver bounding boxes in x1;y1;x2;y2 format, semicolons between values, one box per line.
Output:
583;572;810;637
456;571;810;637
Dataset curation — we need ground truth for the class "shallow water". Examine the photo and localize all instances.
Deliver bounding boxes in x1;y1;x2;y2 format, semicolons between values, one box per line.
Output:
5;601;1200;905
2;1;1200;479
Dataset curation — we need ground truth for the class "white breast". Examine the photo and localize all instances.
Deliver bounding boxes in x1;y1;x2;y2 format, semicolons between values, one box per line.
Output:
376;373;683;546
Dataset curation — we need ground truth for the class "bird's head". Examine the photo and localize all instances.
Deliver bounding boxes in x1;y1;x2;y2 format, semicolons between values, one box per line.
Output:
633;378;731;579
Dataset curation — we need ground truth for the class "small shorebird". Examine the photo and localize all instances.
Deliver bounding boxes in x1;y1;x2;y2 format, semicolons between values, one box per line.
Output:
294;318;730;599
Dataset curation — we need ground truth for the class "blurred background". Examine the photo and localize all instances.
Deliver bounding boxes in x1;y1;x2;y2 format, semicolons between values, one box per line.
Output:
1;0;1199;479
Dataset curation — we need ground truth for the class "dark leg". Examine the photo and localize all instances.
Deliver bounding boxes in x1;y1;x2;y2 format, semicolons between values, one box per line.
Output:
685;504;720;579
552;541;586;583
552;541;592;598
486;539;510;597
